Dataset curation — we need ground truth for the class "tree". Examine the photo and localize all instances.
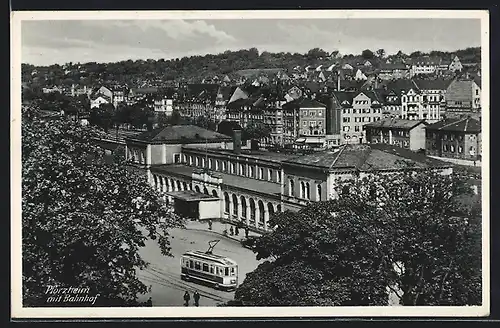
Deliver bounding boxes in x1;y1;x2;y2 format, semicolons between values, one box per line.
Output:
410;51;423;58
242;122;271;142
22;108;182;306
361;49;375;60
233;170;481;306
169;108;182;125
376;49;386;59
306;48;329;60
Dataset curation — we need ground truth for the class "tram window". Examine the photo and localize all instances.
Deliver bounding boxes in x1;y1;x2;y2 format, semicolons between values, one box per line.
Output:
185;260;189;267
194;261;201;270
209;265;214;274
230;267;235;276
189;260;194;269
202;263;209;272
224;267;229;276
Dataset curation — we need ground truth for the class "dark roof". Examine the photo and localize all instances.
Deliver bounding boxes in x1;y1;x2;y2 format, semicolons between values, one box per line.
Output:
283;143;451;171
282;97;326;110
131;87;158;94
218;86;238;101
226;97;255;110
425;117;481;133
386;79;419;95
127;125;232;144
364;118;426;130
332;91;356;107
187;84;220;99
413;78;452;91
379;62;408;70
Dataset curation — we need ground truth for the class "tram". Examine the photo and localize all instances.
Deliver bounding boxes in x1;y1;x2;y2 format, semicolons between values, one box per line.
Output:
180;240;238;291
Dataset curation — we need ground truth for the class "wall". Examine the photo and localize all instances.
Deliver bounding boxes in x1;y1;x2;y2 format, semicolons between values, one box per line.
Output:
409;124;426;151
199;200;222;220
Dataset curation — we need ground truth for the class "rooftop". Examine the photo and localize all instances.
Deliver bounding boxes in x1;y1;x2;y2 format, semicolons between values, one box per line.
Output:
182;144;298;163
284;143;451;171
364;118;426;130
126;125;232;144
426;117;481;133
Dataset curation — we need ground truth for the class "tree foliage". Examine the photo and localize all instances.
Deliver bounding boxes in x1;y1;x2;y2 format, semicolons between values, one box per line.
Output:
361;49;375;60
22;108;183;306
234;170;481;306
242;122;271;141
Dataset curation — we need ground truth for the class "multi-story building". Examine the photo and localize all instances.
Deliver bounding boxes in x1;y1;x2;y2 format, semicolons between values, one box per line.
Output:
378;62;410;80
337;91;383;144
178;84;220;121
111;87;127;108
425;116;481;162
412;79;451;122
153;88;177;115
448;55;463;72
445;78;481;113
282;98;327;146
90;93;111;109
364;118;427;151
124;126;453;233
408;56;442;77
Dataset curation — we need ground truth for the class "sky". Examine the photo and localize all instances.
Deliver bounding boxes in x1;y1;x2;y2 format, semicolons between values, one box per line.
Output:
20;18;482;66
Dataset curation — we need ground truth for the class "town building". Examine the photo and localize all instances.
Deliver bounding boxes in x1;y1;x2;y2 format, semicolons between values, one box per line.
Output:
364;118;427;151
425;116;481;162
282;98;327;147
448;55;463;72
408;56;442;77
90;93;112;109
445;78;481;113
412;79;451;122
125;126;453;233
336;91;384;144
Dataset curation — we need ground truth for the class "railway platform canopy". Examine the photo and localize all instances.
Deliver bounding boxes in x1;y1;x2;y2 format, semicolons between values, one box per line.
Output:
166;190;220;220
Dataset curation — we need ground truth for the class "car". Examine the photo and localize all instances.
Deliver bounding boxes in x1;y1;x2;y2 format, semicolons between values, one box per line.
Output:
240;236;259;250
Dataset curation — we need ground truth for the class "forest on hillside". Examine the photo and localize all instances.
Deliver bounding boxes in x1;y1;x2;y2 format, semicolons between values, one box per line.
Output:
22;47;481;89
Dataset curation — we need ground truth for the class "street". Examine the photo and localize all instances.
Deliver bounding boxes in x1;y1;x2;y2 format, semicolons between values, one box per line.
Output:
136;227;263;307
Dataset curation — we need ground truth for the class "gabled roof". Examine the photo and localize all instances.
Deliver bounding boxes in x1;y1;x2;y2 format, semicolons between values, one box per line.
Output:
127;125;232;144
364;118;426;130
413;78;453;91
282;97;326;110
385;79;419;95
187;84;219;99
426;117;481;133
332;91;356;107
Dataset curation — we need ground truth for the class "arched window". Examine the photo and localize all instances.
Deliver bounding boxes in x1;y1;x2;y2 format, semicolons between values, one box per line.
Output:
153;175;158;189
232;194;238;216
249;199;256;220
194;185;201;193
224;192;230;213
183;182;188;190
317;184;322;201
203;186;209;195
195;157;199;166
259;167;264;179
215;160;220;171
258;200;265;224
222;161;227;171
289;179;295;197
212;190;218;198
240;163;245;176
306;182;310;200
176;180;182;191
249;166;254;178
267;203;275;218
241;196;247;218
268;169;273;181
231;162;235;174
209;158;213;169
300;181;306;199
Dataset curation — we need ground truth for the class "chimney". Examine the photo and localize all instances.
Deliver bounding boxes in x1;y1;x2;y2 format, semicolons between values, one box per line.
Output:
233;129;242;155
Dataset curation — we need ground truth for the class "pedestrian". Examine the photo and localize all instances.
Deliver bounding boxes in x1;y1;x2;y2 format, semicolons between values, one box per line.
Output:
229;226;234;236
193;290;201;307
208;219;213;230
245;227;249;238
235;226;239;236
183;291;190;307
145;297;152;307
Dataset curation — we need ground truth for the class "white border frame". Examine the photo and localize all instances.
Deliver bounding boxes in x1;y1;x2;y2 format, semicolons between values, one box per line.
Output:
11;9;490;318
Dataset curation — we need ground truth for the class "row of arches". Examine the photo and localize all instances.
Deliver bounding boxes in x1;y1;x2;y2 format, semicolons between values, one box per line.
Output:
222;191;281;231
151;173;281;231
